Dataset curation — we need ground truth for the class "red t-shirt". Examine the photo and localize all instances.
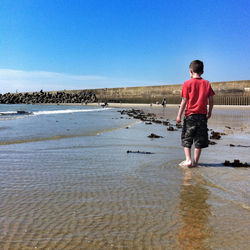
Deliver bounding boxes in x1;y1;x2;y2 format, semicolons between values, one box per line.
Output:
181;78;215;117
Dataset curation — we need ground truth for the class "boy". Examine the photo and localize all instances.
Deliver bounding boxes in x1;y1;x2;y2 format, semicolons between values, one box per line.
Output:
176;60;215;167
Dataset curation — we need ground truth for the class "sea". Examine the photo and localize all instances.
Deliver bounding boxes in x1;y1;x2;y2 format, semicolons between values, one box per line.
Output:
0;104;249;249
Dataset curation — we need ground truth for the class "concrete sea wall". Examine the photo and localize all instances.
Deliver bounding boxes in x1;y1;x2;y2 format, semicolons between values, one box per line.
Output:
1;80;250;105
85;80;250;105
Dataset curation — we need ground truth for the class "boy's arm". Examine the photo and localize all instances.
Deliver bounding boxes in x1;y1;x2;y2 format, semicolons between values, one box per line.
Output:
207;95;214;119
176;98;187;123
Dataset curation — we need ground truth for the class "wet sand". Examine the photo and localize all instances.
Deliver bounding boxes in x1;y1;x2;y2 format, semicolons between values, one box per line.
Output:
78;104;250;249
0;104;249;249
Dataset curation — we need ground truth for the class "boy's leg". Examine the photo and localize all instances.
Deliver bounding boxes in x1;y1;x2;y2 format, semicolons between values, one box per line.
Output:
180;116;194;167
183;147;192;167
193;114;208;167
193;148;202;167
178;147;192;167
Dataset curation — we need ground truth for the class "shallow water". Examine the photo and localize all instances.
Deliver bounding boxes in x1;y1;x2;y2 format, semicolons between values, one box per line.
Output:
0;104;249;249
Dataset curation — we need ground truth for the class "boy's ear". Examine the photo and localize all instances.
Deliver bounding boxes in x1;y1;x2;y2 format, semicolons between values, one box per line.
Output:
189;69;193;77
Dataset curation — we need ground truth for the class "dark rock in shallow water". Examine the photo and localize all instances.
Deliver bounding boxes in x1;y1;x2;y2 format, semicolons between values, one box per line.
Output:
167;126;176;131
209;140;217;145
162;121;170;126
145;122;152;125
224;159;250;167
127;150;154;154
147;133;163;138
225;126;232;129
210;131;221;140
153;120;162;124
230;144;250;148
176;123;182;129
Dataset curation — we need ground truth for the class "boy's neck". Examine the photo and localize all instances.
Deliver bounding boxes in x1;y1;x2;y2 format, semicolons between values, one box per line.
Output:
191;73;202;79
189;69;203;79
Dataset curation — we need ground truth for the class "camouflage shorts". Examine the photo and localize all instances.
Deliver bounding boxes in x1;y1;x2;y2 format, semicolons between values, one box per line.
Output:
181;114;208;149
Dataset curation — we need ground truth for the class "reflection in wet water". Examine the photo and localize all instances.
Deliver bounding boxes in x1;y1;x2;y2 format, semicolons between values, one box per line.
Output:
176;169;212;250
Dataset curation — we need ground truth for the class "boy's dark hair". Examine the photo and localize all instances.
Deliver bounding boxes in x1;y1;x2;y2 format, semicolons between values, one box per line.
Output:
189;60;204;74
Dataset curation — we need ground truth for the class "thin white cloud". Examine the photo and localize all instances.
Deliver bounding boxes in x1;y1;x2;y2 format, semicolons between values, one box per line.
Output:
0;69;163;94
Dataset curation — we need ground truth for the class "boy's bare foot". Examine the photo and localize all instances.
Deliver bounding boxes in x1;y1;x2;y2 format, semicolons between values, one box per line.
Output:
179;160;192;168
189;164;198;168
191;162;199;167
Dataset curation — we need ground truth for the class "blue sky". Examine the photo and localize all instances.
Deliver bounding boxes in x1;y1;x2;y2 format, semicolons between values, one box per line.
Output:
1;0;249;93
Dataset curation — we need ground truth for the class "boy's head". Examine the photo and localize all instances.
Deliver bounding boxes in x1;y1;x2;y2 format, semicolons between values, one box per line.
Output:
189;60;204;77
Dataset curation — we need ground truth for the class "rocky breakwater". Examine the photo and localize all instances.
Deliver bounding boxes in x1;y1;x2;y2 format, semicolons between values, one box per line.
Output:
118;109;181;131
0;90;97;104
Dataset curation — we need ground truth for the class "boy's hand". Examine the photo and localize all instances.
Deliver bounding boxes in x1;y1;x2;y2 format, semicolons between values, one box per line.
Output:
177;98;186;124
176;116;181;123
207;111;212;119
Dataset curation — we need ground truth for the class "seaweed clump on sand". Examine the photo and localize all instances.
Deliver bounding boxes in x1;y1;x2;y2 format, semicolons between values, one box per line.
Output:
148;133;163;138
127;150;154;154
210;131;221;140
167;126;177;131
208;140;217;145
224;159;250;167
176;123;182;129
229;144;250;148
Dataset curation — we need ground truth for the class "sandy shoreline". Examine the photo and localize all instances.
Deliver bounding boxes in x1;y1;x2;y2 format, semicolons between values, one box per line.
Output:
90;102;250;109
37;102;250;122
41;102;250;109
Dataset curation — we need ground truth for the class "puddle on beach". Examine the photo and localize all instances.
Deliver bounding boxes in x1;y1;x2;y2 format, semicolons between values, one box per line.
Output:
0;105;249;249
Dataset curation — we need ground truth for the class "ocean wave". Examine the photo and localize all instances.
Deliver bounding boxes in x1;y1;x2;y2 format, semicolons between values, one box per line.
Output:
33;108;111;115
0;108;112;120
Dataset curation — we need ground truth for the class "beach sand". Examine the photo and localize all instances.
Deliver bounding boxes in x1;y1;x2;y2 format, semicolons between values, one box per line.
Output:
83;103;250;248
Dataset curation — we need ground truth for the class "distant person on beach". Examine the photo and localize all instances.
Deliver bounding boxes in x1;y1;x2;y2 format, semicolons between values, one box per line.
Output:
161;98;167;107
176;60;215;167
101;101;108;108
